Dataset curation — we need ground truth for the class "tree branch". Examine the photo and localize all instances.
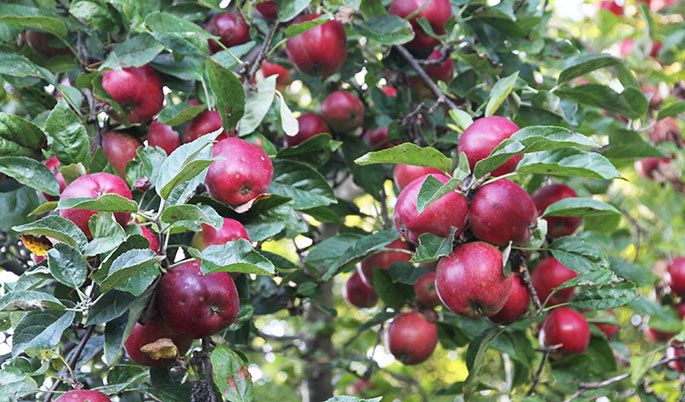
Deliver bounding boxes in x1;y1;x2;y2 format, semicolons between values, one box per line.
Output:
516;254;542;316
202;338;217;402
394;45;459;111
526;345;561;396
44;326;96;402
243;21;279;92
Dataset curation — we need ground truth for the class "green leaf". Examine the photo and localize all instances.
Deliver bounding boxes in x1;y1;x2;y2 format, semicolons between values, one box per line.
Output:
206;57;245;132
0;46;57;85
416;175;461;214
100;33;165;69
196;239;275;276
388;263;430;285
0;291;63;312
463;327;505;398
658;100;685;120
280;2;318;24
211;345;253;402
485;72;518;117
449;109;473;133
270;160;336;210
320;227;401;280
238;76;276;136
630;351;658;385
0;15;67;39
0;112;46;157
556;84;647;119
44;99;90;166
57;194;138;213
47;243;87;289
571;281;638;309
145;11;213;38
353;15;414;45
0;370;38;400
100;249;164;293
69;0;119;32
549;236;609;274
516;149;620;180
161;204;223;233
609;257;656;287
13;215;88;252
411;228;456;263
277;91;298;136
557;54;624;85
601;129;667;159
85;290;136;325
372;268;413;308
29;201;58;216
157;102;207;126
125;145;167;188
541;197;620;217
155;131;218;199
12;310;75;356
277;133;339;166
355;142;452;171
84;212;127;256
0;157;60;196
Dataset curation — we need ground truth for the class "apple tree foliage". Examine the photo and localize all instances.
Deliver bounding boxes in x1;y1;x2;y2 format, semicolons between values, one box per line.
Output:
0;0;684;401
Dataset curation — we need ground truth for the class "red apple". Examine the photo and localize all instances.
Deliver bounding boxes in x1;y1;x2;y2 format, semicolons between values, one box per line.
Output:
42;156;66;201
148;119;181;156
488;275;531;324
531;257;578;307
382;86;397;97
206;13;250;54
393;173;468;244
124;317;193;367
140;226;161;254
24;30;69;58
634;157;670;179
321;91;365;133
32;254;46;264
436;242;513;318
648;117;680;144
286;14;347;77
100;65;164;124
540;307;590;354
358;238;412;286
644;326;675;342
259;61;292;87
619;38;635;58
414;272;440;308
55;390;111;402
531;183;582;239
458;116;521;176
468;179;538;245
183;110;231;143
667;257;685;297
393;164;444;191
364;127;396;149
344;271;378;308
191;218;250;250
650;40;662;58
594;309;619;339
667;341;684;372
205;138;273;207
102;131;143;177
157;260;240;339
385;311;438;365
598;1;624;16
256;1;277;19
60;173;133;239
388;0;452;55
424;49;454;83
285;113;328;147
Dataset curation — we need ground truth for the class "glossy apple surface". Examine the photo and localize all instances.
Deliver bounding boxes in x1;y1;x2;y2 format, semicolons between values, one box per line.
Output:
393;164;444;191
102;131;142;177
286;14;347;77
344;271;378;308
540;307;590;354
100;65;163;124
285;113;328;147
55;390;111;402
206;13;250;54
191;218;250;250
458;116;521;176
385;311;438;365
531;183;582;238
488;275;531;324
321;91;365;133
531;257;578;307
148;119;181;156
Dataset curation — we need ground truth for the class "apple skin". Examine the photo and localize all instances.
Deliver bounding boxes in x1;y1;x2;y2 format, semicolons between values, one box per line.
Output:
458;116;521;177
148;119;181;156
157;260;240;339
644;326;674;342
394;173;469;244
286;14;347;77
25;30;69;58
388;0;452;56
598;1;623;16
385;311;438;365
321;91;365;133
468;179;538;245
531;257;578;307
42;156;66;201
634;157;670;179
436;242;513;319
140;227;161;254
60;173;133;239
414;272;441;308
382;86;397;97
102;131;143;177
183;110;231;143
667;341;685;372
393;164;444;191
256;1;277;19
344;271;378;308
285;113;328;148
650;40;662;58
124;317;193;367
206;13;250;54
666;257;685;297
648;117;680;144
531;183;582;239
358;238;412;286
54;390;111;402
205;138;273;207
364;127;397;149
191;218;250;250
424;49;454;83
488;275;531;324
539;307;590;354
259;61;292;87
100;65;164;124
594;309;619;339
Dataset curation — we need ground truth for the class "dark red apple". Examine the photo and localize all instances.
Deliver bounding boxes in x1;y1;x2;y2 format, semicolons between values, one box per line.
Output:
667;341;684;372
468;179;537;245
488;275;530;324
25;30;69;58
358;238;412;286
206;13;250;54
183;110;231;143
100;65;164;124
259;61;292;88
42;156;66;201
102;131;142;177
256;1;277;19
388;0;452;55
531;257;578;307
205;138;273;207
414;272;440;308
424;49;454;83
321;91;365;133
435;242;513;318
191;218;250;250
364;127;395;149
148;119;181;156
531;183;582;238
124;317;193;367
393;164;444;191
285;113;328;147
667;257;685;297
634;157;670;179
393;173;468;244
650;40;662;58
385;311;438;365
140;226;161;254
644;326;675;342
594;309;619;339
60;173;133;239
539;307;590;354
458;116;521;176
286;14;347;77
344;271;378;308
157;260;239;339
55;390;111;402
598;1;624;16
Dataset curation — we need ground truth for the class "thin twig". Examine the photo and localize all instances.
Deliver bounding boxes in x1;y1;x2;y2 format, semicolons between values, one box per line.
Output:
416;46;454;66
44;326;96;402
243;21;279;91
518;256;542;317
202;338;217;402
514;0;528;13
526;345;561;396
394;45;459;111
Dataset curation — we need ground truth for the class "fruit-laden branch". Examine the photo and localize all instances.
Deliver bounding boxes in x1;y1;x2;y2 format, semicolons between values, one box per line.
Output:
394;45;459;111
243;21;279;90
44;325;96;402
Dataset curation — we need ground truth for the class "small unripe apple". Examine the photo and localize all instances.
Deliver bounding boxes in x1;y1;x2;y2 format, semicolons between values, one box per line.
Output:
414;272;440;308
388;0;452;56
124;317;193;367
393;164;444;191
183;110;231;143
598;1;623;16
666;257;685;297
594;309;619;339
55;390;111;402
468;179;537;245
634;157;670;179
424;49;454;83
24;30;69;58
191;218;250;251
206;13;250;54
358;238;412;286
531;257;578;307
205;138;273;207
256;1;277;19
60;173;133;239
531;183;582;238
259;61;292;88
344;271;378;308
286;14;347;77
140;226;161;254
100;65;164;124
436;242;513;318
285;113;328;148
458;116;521;176
393;174;468;244
42;156;66;201
539;307;590;354
488;275;530;324
158;260;240;339
148;119;181;156
102;131;143;177
321;91;365;133
385;311;438;365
